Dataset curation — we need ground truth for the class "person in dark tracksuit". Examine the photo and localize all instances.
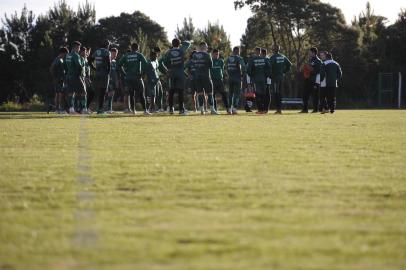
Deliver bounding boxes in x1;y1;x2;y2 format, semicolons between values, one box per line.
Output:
160;38;191;115
247;47;271;114
117;43;149;115
301;47;322;113
193;42;217;115
49;47;68;113
320;52;342;114
90;40;111;114
269;44;292;115
211;49;229;113
226;46;246;115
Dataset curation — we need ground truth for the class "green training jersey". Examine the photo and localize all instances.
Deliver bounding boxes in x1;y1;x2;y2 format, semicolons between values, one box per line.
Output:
226;55;246;81
117;51;148;80
65;51;85;78
192;51;213;78
50;57;65;81
269;53;292;80
92;48;111;76
247;55;271;83
161;41;191;77
211;58;224;81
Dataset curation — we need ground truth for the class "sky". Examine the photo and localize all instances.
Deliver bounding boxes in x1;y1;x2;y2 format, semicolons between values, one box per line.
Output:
1;0;405;46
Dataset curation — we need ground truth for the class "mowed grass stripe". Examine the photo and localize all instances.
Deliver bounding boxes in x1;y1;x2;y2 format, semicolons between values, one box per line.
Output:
0;110;405;270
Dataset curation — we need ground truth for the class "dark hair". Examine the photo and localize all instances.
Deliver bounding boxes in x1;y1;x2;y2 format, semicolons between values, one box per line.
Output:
110;47;118;53
310;47;318;55
172;38;181;47
273;44;280;52
72;41;81;47
131;43;139;51
150;51;157;58
255;47;261;52
101;39;110;49
212;49;219;54
233;46;240;52
200;42;207;47
153;46;161;53
326;53;333;59
59;47;69;54
261;48;267;55
190;50;197;59
80;46;87;52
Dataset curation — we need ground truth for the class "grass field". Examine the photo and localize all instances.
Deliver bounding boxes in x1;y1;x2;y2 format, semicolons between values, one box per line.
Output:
0;110;405;270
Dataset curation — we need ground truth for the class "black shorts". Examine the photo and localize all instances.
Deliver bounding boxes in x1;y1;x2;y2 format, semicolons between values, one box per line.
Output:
53;79;64;93
254;82;267;95
125;79;144;94
169;74;185;90
94;75;109;91
195;77;213;94
67;76;86;94
213;79;225;93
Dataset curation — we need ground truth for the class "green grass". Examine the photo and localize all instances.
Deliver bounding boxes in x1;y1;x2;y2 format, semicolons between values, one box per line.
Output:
0;110;405;270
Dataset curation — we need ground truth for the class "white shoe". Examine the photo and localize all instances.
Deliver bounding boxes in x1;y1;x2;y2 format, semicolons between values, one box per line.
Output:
123;108;132;114
69;107;76;114
211;109;220;115
106;110;114;114
144;110;151;116
81;109;91;115
232;108;238;115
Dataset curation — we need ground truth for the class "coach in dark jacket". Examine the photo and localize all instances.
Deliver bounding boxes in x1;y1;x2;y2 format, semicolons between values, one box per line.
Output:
320;52;342;114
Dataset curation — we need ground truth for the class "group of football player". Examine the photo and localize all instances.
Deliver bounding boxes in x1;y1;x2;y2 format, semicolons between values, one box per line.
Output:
49;38;342;115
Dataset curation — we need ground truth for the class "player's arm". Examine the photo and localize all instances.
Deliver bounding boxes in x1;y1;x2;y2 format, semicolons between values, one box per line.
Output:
320;64;326;82
140;53;148;75
117;55;127;76
284;57;292;74
158;56;168;74
180;40;192;53
49;60;56;77
337;63;343;80
104;52;111;73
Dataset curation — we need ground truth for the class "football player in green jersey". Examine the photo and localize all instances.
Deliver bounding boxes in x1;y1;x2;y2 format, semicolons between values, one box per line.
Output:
80;47;94;112
117;43;149;115
226;46;246;114
90;40;111;114
269;44;292;114
160;38;191;115
247;47;271;114
106;47;119;113
193;42;216;115
211;49;229;113
65;41;88;114
49;47;68;113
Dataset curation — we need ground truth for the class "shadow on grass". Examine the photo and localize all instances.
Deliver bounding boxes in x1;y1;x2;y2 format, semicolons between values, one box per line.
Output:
0;111;318;120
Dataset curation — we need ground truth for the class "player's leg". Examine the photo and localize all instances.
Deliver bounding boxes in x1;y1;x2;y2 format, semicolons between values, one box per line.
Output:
77;77;89;114
272;79;282;114
67;77;76;114
301;79;311;113
205;79;217;115
328;87;336;113
264;84;271;113
311;82;320;113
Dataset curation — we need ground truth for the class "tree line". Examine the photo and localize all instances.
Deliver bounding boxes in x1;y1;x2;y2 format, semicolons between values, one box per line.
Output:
0;0;405;107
